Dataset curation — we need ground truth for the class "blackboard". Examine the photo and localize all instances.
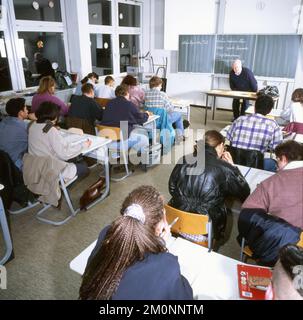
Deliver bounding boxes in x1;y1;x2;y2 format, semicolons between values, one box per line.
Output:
215;35;256;74
178;35;216;73
178;34;302;78
254;35;302;78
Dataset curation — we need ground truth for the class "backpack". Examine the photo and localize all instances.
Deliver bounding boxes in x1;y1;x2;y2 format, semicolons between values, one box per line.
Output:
257;86;279;98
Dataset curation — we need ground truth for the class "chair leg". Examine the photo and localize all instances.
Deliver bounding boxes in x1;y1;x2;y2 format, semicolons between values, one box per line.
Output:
0;197;13;265
240;237;245;262
9;201;40;215
207;221;212;252
110;140;132;182
35;175;79;226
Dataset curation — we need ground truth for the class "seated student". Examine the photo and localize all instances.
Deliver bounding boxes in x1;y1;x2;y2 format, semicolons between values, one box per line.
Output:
100;84;150;152
67;83;103;135
79;185;193;300
226;94;283;171
28;102;91;180
242;140;303;229
281;88;303;134
0;98;32;170
168;130;250;241
121;75;144;108
32;76;69;116
144;76;185;142
267;244;303;300
95;75;115;99
75;72;99;96
237;208;301;266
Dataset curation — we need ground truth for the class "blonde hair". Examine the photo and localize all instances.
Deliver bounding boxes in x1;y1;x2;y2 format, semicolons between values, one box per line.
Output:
37;76;56;94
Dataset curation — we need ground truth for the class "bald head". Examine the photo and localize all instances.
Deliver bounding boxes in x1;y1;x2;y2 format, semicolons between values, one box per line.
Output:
232;59;242;75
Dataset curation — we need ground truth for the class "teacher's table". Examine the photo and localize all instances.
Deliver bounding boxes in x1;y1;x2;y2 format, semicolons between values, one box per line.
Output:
203;90;279;125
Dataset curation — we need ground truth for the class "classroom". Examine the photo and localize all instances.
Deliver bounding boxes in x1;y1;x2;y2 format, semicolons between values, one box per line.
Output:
0;0;303;303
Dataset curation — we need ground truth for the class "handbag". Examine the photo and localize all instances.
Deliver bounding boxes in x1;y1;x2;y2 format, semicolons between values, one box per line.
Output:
79;177;106;210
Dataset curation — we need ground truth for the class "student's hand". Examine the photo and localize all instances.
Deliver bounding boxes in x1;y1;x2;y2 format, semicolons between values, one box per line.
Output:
160;221;172;242
221;151;234;164
28;112;37;121
146;111;153;116
83;139;92;148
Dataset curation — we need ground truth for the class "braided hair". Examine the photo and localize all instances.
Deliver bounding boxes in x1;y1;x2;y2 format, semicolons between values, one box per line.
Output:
79;185;166;300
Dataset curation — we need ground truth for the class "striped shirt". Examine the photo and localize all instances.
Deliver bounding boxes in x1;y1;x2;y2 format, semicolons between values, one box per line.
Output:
226;113;283;153
144;88;174;113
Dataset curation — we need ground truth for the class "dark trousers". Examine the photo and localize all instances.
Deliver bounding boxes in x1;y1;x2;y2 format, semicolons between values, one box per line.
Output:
232;99;249;120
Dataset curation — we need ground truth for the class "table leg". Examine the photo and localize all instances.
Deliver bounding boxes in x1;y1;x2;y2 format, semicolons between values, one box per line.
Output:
152;121;157;145
204;94;209;125
86;146;110;210
212;96;216;121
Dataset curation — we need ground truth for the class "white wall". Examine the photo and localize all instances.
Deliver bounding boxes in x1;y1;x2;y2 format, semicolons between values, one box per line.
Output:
164;0;216;50
147;0;303;110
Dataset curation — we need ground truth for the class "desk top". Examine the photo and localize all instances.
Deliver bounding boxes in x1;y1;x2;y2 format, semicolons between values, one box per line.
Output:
143;114;160;126
237;165;274;192
205;89;278;101
60;130;111;154
70;235;242;300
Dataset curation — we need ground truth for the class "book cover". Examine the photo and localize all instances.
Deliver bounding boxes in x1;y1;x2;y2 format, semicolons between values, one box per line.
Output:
237;264;273;300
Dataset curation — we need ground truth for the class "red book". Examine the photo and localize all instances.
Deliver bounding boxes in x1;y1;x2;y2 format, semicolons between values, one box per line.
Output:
237;264;273;300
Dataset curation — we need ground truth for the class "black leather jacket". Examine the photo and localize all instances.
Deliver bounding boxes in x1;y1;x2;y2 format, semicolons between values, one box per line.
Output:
168;145;250;239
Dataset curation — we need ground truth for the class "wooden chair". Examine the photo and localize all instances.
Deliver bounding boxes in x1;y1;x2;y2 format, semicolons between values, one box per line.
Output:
164;204;212;252
95;98;111;109
96;124;132;181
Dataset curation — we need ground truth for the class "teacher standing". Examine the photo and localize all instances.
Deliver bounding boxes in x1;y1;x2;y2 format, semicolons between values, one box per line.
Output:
229;59;258;120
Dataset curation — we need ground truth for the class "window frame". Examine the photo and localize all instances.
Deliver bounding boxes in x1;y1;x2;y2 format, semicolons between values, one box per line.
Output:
3;0;70;92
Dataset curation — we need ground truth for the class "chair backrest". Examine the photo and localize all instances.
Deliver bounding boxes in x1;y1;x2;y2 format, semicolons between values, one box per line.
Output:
96;124;121;141
95;98;111;108
67;127;84;135
297;232;303;247
228;146;264;169
164;204;211;248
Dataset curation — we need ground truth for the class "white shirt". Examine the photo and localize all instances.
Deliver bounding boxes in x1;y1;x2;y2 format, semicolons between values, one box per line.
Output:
95;84;116;99
281;102;303;123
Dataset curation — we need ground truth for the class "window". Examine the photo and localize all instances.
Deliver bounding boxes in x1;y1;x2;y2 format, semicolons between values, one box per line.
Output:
119;34;139;73
18;32;66;87
88;0;111;26
0;32;13;92
90;33;113;76
118;3;140;27
13;0;62;22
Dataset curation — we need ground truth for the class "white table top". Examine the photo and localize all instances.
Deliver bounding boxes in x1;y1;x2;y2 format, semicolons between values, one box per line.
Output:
60;130;112;155
70;235;243;300
236;165;274;193
142;114;160;126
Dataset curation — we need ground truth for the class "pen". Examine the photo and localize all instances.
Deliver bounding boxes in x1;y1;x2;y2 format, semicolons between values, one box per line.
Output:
160;217;179;237
244;167;252;178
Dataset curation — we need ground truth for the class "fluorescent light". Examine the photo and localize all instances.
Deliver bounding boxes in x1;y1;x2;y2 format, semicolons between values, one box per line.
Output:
0;39;6;58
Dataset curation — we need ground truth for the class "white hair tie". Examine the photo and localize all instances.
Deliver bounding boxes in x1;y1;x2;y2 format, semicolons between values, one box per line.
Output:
124;204;145;224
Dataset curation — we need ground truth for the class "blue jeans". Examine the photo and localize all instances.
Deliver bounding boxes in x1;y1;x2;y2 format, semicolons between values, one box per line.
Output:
263;158;277;172
168;111;184;136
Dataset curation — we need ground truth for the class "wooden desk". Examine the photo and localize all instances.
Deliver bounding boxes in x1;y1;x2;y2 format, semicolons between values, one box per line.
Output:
203;89;279;125
170;98;191;122
141;114;160;145
70;236;243;300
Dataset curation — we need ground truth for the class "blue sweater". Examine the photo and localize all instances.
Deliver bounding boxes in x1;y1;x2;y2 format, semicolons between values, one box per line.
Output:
87;225;194;300
101;96;148;137
229;67;258;92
